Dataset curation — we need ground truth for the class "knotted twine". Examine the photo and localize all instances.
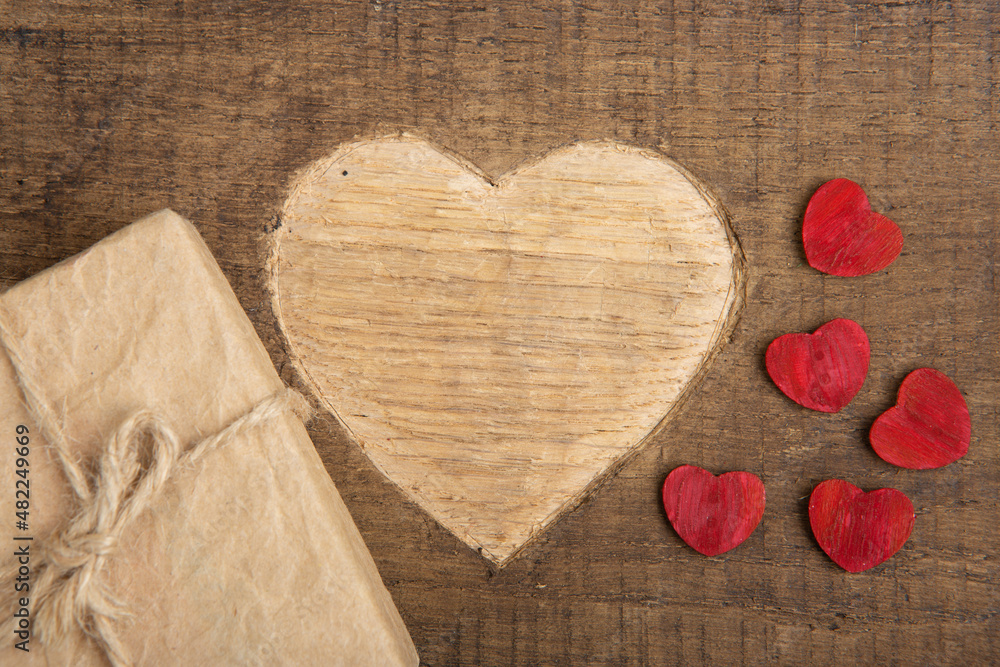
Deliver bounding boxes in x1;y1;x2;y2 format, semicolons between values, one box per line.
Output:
0;318;312;667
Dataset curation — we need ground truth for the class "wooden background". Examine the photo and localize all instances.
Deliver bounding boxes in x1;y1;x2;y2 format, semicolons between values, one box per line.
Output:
2;1;997;664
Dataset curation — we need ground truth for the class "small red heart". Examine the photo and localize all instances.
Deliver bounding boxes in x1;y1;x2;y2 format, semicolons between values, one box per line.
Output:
809;479;914;573
802;178;904;277
870;368;971;469
765;318;870;413
662;465;765;557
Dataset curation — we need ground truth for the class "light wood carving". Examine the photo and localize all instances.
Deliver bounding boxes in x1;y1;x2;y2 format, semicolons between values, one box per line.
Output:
270;135;745;566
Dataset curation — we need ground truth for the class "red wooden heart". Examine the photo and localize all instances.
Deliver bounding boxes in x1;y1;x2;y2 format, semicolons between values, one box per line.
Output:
808;479;914;573
662;465;765;557
870;368;971;469
765;318;870;413
802;178;904;277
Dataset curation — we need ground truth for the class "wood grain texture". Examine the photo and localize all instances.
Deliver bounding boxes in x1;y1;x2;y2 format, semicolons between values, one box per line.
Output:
273;135;742;564
2;1;999;664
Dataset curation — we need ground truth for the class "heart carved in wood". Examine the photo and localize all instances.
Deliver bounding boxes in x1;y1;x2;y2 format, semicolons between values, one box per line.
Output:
271;135;745;565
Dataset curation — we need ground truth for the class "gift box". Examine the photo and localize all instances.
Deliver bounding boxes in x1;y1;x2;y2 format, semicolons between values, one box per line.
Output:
0;210;418;666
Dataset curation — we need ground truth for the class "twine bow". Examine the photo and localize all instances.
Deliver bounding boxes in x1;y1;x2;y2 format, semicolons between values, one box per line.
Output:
0;317;311;667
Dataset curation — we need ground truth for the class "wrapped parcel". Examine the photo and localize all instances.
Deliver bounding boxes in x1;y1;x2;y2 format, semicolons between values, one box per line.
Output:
0;210;418;666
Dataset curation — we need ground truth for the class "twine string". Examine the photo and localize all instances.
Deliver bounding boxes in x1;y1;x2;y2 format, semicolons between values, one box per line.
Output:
0;311;311;667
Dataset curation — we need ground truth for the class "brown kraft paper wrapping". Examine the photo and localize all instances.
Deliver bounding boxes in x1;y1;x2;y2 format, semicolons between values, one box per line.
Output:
0;210;418;666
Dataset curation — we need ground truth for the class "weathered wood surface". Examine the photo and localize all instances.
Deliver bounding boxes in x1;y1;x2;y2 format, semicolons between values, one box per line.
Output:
274;135;742;565
2;2;998;664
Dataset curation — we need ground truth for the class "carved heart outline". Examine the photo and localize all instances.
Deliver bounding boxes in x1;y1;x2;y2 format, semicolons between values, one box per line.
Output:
270;134;746;566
